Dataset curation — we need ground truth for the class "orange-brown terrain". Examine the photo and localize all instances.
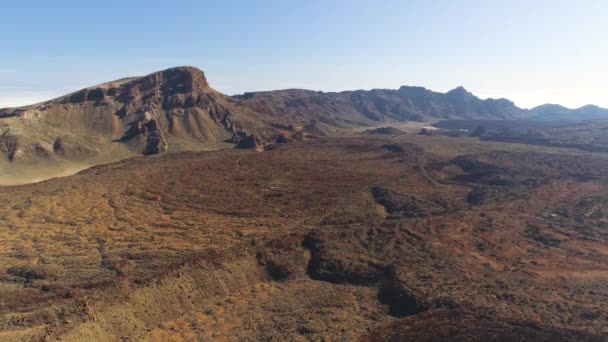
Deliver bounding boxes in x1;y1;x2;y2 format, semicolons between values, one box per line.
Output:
1;132;608;341
1;66;608;341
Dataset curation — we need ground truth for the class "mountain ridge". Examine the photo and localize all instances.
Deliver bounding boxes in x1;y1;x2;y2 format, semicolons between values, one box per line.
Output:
233;83;524;124
530;103;608;120
1;66;607;175
3;67;606;122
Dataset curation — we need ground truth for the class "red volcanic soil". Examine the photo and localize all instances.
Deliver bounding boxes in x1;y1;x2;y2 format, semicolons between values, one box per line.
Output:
0;135;607;340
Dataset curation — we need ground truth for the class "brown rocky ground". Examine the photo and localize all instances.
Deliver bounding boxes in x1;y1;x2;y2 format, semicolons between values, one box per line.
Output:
0;135;607;341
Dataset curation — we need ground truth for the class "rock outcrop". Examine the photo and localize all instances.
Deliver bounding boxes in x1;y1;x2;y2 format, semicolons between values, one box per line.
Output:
363;127;405;135
0;134;19;161
236;132;264;152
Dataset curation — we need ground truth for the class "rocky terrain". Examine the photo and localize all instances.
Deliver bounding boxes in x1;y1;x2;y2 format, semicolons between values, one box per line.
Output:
0;133;607;341
435;118;608;154
2;67;608;341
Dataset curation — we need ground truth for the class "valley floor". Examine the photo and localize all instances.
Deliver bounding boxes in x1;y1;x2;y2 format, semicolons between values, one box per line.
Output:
0;134;607;341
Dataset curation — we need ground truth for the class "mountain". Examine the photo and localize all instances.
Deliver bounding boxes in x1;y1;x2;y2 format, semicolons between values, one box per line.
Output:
530;103;608;120
0;67;322;181
0;66;529;178
235;85;524;124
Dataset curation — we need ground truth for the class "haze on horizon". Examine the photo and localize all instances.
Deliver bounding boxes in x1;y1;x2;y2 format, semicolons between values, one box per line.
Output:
1;0;606;110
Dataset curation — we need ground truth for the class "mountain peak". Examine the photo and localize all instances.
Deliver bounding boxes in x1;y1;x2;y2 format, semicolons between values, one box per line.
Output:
530;103;608;120
577;104;600;111
142;66;210;94
532;103;568;110
446;86;471;96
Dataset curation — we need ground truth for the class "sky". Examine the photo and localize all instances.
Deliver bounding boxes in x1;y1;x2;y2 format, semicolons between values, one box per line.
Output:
1;0;607;109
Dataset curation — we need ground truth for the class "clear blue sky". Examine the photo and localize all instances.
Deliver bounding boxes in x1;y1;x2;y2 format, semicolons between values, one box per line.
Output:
1;0;606;109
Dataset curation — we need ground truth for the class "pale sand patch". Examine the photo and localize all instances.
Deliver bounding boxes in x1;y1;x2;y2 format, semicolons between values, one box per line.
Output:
0;164;92;186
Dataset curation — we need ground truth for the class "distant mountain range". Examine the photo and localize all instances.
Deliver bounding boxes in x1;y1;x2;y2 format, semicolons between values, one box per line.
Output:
236;86;608;122
0;66;606;168
529;104;608;121
234;85;523;123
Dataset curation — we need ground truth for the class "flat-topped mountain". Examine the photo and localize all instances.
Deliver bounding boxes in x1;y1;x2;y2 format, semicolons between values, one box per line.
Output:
0;67;269;162
0;67;313;183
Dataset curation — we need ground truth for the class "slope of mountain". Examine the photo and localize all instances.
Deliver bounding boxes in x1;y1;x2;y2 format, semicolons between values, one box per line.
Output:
530;103;608;120
0;67;280;164
0;67;334;183
234;85;524;125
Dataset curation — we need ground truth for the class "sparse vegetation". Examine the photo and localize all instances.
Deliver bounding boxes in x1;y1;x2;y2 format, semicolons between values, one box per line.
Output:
0;135;607;340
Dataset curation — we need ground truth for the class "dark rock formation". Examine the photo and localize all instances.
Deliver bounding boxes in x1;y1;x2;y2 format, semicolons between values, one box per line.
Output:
466;188;487;205
469;125;487;137
363;127;405;135
142;120;168;155
0;135;19;161
372;187;433;218
236;132;263;151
